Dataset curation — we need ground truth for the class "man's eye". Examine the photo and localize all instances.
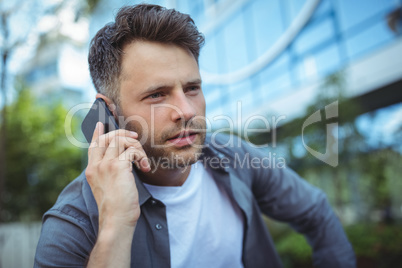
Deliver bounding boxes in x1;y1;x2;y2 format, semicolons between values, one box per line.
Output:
148;92;162;99
187;86;200;92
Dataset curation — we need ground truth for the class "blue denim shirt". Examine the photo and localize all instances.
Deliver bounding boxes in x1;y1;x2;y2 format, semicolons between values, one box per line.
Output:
34;134;356;267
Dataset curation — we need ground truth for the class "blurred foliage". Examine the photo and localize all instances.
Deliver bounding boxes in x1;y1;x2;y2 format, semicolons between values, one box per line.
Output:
85;0;101;13
1;82;83;222
78;0;102;17
346;224;402;267
270;223;402;268
275;232;312;268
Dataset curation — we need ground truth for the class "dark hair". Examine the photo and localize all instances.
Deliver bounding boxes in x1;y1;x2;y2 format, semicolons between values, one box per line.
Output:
88;4;205;103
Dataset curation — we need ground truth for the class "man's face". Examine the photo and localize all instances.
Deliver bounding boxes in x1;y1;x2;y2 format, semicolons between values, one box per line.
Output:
118;41;206;169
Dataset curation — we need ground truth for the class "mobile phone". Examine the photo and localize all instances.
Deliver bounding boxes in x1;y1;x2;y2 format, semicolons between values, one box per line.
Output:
81;98;119;143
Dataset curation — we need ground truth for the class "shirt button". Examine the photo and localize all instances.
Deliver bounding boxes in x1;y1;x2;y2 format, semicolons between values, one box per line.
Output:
155;223;162;230
151;200;157;205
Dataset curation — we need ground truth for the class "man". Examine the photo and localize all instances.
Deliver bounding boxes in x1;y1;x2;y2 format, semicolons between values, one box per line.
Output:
34;4;356;268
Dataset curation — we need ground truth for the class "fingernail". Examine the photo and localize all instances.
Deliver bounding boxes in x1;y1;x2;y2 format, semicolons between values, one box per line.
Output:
130;131;137;137
141;158;150;170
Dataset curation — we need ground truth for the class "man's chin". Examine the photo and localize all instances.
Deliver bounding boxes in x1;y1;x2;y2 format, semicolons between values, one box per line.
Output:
167;146;202;167
144;145;202;171
143;133;206;170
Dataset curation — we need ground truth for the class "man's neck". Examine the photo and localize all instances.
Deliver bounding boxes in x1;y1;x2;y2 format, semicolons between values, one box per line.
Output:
136;165;192;187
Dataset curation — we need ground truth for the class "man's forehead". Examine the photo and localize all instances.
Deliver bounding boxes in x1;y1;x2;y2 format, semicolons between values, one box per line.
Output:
119;41;200;87
116;38;205;117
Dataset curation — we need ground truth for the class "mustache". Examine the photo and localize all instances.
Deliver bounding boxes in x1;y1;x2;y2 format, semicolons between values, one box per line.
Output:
160;119;206;141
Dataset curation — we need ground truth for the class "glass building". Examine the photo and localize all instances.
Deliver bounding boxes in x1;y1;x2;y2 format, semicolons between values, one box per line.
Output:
90;0;402;131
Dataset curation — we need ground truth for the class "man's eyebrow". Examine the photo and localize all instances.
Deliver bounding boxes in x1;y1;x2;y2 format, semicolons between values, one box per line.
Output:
141;79;203;95
185;79;202;85
142;84;170;95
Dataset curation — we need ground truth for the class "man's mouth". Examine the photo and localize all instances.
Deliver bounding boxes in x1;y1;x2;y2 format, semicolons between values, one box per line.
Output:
166;130;198;146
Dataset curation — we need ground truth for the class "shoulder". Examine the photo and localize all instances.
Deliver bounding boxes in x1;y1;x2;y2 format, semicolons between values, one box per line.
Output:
44;170;97;230
203;133;272;182
35;171;98;266
204;133;271;165
203;133;291;188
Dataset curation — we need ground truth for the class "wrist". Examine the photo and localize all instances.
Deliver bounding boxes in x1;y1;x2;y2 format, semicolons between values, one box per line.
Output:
99;220;136;240
98;206;140;229
88;221;135;268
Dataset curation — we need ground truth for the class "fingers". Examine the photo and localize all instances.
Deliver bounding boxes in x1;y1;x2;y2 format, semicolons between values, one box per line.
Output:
91;122;104;145
122;147;151;172
91;123;138;147
89;125;137;160
104;137;150;173
104;136;143;160
88;122;106;163
88;123;149;172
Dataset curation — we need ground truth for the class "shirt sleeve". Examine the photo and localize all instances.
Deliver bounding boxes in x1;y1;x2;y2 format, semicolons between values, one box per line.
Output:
34;209;94;268
246;145;356;268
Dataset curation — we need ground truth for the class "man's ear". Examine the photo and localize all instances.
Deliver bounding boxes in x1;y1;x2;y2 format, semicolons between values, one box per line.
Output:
95;93;118;118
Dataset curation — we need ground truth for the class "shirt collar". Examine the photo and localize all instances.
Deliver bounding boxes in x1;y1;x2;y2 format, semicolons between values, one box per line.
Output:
133;169;152;206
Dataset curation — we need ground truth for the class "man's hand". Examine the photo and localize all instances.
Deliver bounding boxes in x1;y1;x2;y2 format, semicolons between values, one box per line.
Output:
85;122;150;267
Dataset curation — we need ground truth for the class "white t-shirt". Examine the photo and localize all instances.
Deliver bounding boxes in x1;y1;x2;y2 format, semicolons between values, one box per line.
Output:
144;161;244;268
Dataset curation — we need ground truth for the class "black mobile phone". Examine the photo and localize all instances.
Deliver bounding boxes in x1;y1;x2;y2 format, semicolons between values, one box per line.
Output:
81;98;119;143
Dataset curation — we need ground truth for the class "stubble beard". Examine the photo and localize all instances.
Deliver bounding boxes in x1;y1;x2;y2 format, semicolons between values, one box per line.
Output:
125;119;206;170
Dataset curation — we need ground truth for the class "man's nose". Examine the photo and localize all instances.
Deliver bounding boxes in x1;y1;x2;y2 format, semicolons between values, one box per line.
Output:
170;91;196;123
